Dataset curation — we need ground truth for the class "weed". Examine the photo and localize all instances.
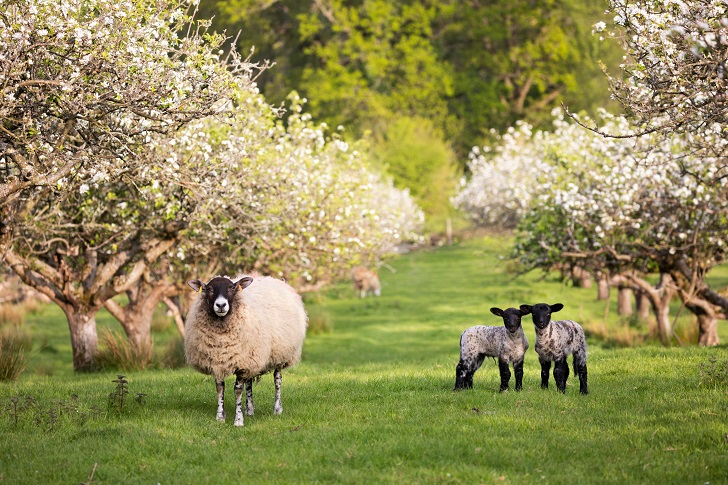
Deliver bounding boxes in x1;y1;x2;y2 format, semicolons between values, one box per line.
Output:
108;375;129;414
698;356;728;388
3;394;102;431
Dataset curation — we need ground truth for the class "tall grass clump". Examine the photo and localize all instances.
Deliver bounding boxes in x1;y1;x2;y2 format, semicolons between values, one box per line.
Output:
0;303;25;327
95;329;154;371
0;328;31;381
160;336;186;369
306;305;333;335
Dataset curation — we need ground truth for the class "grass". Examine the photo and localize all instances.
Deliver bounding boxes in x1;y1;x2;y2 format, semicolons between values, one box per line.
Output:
1;235;727;483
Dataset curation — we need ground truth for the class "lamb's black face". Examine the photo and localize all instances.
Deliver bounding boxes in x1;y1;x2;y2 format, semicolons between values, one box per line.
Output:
188;276;254;319
490;307;528;333
520;303;564;329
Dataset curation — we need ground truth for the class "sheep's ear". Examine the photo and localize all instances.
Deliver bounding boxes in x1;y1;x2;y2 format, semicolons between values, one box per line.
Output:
490;307;504;317
234;276;254;290
188;279;205;293
519;305;532;314
550;303;564;313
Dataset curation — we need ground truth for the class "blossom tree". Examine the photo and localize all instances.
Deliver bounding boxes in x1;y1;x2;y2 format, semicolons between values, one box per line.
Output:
518;111;728;345
103;91;424;353
604;0;728;183
0;0;261;370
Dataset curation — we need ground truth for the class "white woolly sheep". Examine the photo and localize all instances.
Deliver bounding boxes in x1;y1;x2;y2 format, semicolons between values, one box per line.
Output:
520;303;588;394
352;266;381;298
185;275;308;426
454;307;530;392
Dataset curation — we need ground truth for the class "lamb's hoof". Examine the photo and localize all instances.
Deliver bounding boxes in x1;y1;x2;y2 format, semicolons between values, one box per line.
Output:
274;404;283;415
580;389;589;395
234;417;244;427
216;413;226;422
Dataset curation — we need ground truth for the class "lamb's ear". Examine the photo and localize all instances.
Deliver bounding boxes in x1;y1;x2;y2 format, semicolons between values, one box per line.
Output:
519;305;532;315
188;279;205;292
490;307;504;317
234;276;254;290
550;303;564;313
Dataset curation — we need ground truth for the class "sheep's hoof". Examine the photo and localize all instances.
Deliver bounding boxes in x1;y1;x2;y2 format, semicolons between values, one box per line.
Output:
274;405;283;415
234;417;244;427
216;413;226;422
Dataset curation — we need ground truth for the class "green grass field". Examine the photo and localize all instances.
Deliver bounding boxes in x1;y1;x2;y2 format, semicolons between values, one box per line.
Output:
1;236;727;484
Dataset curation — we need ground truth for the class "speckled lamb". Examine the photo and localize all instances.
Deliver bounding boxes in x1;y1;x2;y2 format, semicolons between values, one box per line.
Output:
454;307;530;392
185;275;308;426
520;303;588;394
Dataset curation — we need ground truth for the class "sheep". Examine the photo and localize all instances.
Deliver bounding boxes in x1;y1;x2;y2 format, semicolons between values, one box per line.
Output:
454;307;530;392
185;275;308;426
520;303;588;394
352;266;381;298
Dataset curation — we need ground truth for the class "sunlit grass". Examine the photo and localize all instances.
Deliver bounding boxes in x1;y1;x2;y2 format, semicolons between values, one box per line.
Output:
1;236;727;483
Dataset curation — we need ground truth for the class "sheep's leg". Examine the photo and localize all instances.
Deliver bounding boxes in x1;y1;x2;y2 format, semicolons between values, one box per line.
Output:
454;354;483;390
498;358;511;392
573;352;588;395
273;368;283;415
539;359;551;389
245;379;255;415
553;358;569;393
215;380;226;422
514;359;525;391
233;373;245;427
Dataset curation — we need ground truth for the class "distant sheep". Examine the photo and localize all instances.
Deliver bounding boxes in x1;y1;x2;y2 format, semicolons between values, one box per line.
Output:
185;275;308;426
454;307;530;392
520;303;588;394
352;266;381;298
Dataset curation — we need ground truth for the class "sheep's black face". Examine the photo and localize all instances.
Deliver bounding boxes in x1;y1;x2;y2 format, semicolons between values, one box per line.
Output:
520;303;564;329
188;276;254;319
490;307;528;333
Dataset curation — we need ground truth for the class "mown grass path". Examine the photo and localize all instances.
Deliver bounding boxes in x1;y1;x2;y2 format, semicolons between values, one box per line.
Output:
1;236;727;483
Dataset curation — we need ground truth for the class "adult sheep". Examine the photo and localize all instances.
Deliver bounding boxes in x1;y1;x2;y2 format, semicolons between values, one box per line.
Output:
520;303;588;394
185;275;307;426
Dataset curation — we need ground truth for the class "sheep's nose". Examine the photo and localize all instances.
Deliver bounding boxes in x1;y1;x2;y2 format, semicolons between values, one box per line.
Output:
216;302;228;311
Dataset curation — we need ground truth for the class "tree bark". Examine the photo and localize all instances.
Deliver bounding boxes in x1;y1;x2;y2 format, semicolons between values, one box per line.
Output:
635;290;650;320
696;314;719;346
63;307;99;371
104;279;178;353
596;271;610;300
571;266;592;288
617;285;633;316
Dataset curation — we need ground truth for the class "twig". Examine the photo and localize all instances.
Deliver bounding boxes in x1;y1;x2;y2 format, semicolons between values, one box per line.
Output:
81;462;97;485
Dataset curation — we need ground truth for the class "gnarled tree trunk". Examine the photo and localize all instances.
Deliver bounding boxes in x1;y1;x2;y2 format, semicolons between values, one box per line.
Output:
596;271;610;300
61;306;100;371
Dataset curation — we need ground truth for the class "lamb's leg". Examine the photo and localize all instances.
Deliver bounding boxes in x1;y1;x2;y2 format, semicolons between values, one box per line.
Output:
514;359;524;391
273;368;283;415
573;352;588;395
553;358;569;393
245;379;255;415
215;380;226;422
498;358;511;392
233;373;245;427
454;354;483;390
539;358;551;389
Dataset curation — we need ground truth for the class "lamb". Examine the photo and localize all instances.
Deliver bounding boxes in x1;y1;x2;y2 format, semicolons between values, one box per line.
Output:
352;266;381;298
184;275;308;426
454;307;530;392
520;303;588;394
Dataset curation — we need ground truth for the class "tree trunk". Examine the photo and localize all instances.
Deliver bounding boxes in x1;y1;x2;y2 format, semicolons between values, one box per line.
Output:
635;290;650;320
696;314;719;346
617;286;633;316
596;272;610;300
571;266;592;288
63;308;99;371
652;273;676;344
